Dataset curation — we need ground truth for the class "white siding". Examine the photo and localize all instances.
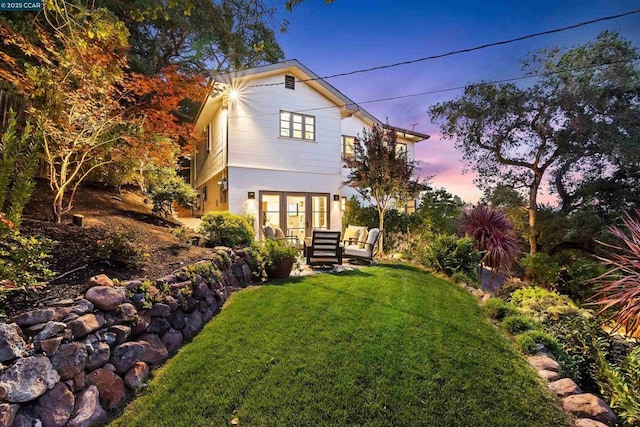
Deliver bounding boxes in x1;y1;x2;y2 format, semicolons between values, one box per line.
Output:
228;166;343;236
226;74;342;175
194;107;225;188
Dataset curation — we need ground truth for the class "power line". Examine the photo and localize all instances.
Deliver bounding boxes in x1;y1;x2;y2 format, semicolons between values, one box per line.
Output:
247;9;640;88
229;56;640;120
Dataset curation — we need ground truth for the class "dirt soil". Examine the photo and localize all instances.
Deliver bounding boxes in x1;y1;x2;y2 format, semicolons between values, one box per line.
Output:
2;181;215;318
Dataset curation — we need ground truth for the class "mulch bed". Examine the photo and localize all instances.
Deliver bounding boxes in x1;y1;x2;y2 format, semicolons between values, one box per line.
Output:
2;182;215;318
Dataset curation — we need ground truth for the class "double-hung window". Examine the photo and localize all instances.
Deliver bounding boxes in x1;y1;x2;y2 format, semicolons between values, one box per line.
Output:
342;136;355;160
280;111;315;141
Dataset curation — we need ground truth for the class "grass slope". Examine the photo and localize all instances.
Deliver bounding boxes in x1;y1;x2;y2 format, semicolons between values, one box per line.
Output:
113;264;568;427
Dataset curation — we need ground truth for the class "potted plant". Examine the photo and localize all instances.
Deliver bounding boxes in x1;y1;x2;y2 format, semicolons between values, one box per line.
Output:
262;239;298;279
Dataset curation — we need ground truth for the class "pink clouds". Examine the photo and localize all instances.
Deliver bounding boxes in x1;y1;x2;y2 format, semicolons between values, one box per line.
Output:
414;133;483;203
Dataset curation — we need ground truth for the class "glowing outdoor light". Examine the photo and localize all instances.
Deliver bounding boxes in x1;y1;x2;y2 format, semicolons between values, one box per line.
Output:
228;89;239;101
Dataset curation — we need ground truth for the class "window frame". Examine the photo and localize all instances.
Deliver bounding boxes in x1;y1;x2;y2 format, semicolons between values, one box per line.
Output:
342;135;356;161
279;110;316;141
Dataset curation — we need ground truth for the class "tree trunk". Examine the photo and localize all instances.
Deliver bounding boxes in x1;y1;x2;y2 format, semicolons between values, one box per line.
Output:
378;208;385;257
528;175;541;255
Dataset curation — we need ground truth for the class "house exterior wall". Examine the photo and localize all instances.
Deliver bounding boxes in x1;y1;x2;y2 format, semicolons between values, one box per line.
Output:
194;106;225;189
227;166;342;236
226;74;342;176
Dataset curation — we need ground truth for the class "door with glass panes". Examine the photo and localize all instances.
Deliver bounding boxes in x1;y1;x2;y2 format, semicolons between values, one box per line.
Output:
259;192;329;240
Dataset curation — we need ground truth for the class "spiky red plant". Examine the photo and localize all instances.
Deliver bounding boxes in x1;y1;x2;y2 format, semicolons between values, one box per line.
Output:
590;210;640;337
460;204;521;273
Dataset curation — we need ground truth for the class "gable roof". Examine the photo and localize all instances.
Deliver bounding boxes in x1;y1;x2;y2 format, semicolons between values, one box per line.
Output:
194;59;429;142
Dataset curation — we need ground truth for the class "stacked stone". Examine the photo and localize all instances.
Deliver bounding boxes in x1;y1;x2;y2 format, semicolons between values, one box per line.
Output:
0;247;255;427
528;350;617;427
455;281;619;426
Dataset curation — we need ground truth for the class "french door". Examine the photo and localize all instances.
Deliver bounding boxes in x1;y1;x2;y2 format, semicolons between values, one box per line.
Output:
259;192;329;239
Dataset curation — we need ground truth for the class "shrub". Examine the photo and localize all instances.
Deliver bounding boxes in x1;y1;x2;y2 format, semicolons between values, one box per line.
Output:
591;210;640;337
502;314;539;334
596;345;640;426
557;257;607;303
510;286;579;323
0;229;55;289
147;167;196;218
198;212;254;248
483;297;519;321
261;239;298;265
460;204;520;274
520;253;561;287
97;230;149;268
0;112;42;229
421;233;481;278
515;330;561;355
450;271;475;285
496;278;526;301
545;312;630;393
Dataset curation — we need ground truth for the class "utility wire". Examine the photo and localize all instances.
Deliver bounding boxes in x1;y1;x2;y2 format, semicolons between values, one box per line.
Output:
229;56;640;120
246;9;640;88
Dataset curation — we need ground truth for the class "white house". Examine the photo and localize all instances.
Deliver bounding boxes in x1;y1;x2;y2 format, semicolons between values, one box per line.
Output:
190;59;429;242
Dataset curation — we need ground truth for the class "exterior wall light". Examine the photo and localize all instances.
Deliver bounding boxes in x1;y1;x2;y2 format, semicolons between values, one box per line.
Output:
247;191;255;200
333;194;340;202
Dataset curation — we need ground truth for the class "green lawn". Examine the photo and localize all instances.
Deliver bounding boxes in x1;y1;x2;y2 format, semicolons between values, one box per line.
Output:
113;263;568;427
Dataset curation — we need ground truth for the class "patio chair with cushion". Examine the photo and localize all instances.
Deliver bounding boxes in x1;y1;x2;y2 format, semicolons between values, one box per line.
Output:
343;228;382;263
305;230;342;266
261;224;299;247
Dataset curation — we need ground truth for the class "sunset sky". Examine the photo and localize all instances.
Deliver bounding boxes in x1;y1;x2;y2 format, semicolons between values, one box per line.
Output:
274;0;640;203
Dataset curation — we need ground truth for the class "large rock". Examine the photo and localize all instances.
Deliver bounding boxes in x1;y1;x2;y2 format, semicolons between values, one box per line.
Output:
527;355;560;372
169;309;188;330
161;328;183;354
84;286;126;311
123;362;149;389
0;356;60;403
0;323;26;362
66;385;107;427
107;325;131;345
10;308;54;327
86;342;111;371
70;299;94;316
537;369;561;382
147;317;171;335
34;321;66;341
549;378;582;397
138;334;169;366
34;337;63;356
85;368;126;409
110;342;144;374
86;274;114;288
182;310;203;340
68;314;105;339
50;342;87;380
131;312;151;337
149;303;171;318
33;382;75;427
0;403;18;427
107;303;138;324
562;394;617;427
575;419;609;427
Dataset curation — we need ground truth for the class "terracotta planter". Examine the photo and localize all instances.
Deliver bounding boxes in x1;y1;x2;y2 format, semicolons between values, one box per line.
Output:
266;259;295;279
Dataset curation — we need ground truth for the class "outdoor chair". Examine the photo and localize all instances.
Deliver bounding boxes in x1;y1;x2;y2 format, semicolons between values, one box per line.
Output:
305;230;342;266
343;227;382;264
261;224;299;247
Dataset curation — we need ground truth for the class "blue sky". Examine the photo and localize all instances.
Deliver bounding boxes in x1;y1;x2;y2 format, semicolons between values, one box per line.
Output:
274;0;640;202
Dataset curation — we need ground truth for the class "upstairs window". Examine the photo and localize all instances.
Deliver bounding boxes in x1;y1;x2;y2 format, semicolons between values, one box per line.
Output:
396;142;407;155
342;136;355;160
280;111;315;141
284;75;295;90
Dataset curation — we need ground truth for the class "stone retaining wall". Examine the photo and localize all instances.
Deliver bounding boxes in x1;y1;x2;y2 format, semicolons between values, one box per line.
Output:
461;283;618;427
0;246;256;427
